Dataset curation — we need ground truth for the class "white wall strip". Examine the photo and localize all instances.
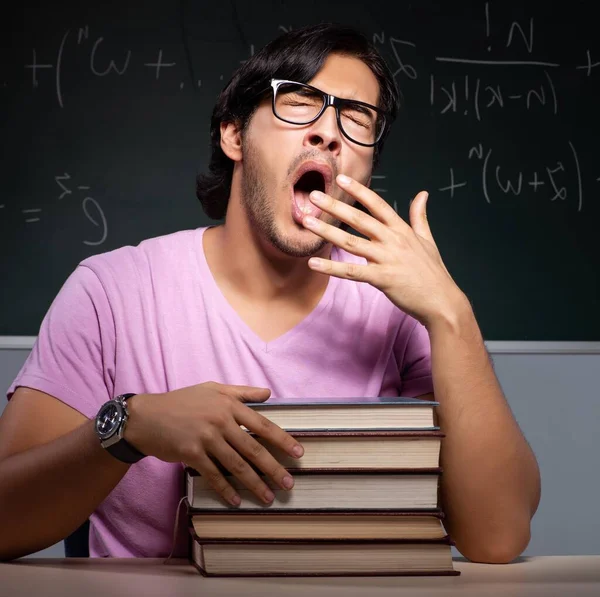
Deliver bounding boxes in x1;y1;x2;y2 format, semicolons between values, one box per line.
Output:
485;342;600;354
0;337;38;350
1;337;600;354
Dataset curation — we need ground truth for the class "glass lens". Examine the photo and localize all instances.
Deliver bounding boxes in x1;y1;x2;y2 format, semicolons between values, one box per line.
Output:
97;403;120;437
339;103;382;145
274;82;324;124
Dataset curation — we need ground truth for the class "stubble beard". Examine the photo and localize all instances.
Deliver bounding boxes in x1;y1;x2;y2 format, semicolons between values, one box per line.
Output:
240;142;339;259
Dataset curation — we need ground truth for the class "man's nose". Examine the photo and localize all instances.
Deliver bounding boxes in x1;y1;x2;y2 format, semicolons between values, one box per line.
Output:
304;105;342;155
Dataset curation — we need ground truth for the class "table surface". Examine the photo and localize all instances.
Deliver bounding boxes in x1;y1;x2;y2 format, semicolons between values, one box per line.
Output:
1;556;599;597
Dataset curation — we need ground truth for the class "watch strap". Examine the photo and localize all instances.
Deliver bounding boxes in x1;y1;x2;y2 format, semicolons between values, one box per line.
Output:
105;436;146;464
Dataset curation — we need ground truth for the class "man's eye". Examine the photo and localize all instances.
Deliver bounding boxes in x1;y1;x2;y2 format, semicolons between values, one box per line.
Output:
283;99;312;106
343;112;372;128
289;93;320;102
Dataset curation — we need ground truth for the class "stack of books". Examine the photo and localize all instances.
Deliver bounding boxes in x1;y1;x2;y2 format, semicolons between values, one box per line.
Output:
184;397;460;577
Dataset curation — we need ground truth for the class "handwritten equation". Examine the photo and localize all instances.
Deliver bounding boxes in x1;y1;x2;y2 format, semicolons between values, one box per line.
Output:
439;141;600;212
429;72;558;119
17;25;257;108
2;173;108;245
373;1;598;121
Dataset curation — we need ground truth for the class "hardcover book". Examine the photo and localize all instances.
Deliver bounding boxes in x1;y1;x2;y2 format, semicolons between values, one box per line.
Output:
188;506;449;541
246;398;438;431
249;429;443;470
185;467;441;511
188;526;460;577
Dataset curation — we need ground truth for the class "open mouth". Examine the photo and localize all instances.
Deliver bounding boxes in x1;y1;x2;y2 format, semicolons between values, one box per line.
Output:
296;170;326;194
291;163;332;225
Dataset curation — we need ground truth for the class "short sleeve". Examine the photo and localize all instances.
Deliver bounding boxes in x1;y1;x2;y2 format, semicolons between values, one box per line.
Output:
5;264;116;418
394;319;434;397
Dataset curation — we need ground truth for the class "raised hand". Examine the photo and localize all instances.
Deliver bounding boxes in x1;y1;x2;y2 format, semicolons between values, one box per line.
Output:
302;174;467;328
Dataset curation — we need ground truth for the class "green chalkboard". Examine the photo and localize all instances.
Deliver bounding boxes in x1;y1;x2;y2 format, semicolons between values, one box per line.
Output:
1;0;599;340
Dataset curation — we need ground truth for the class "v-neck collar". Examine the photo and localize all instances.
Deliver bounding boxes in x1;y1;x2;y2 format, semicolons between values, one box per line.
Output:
195;227;339;353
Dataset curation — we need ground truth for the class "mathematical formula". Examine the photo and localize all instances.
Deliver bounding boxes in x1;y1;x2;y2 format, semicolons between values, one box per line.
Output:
5;173;108;245
439;141;600;212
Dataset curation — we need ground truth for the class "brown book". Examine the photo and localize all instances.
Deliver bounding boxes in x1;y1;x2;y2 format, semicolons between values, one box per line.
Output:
188;525;460;577
188;506;449;541
185;467;441;511
246;398;438;431
250;429;443;470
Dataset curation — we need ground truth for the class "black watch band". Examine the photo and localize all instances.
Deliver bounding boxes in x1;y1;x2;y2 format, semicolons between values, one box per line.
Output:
106;435;146;464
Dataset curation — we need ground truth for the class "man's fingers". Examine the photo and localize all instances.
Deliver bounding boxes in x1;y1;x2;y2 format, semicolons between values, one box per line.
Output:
409;191;435;244
236;405;305;460
224;384;272;403
209;438;276;505
191;454;243;507
226;424;296;491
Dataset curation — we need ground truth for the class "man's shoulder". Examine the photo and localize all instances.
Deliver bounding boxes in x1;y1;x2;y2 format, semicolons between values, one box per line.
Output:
78;227;202;282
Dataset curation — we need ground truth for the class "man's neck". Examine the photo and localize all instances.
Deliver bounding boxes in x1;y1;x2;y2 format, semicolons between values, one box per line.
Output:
203;221;332;305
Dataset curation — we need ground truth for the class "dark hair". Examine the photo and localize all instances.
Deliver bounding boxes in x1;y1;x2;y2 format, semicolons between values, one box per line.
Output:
195;22;400;220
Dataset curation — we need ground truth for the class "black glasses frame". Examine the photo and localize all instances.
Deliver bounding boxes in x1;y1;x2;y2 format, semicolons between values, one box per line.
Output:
269;78;389;147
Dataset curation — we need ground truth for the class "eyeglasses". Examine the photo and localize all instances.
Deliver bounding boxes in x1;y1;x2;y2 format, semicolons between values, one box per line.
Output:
268;79;389;147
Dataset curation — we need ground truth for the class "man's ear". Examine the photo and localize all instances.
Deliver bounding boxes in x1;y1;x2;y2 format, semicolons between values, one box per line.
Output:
220;121;243;162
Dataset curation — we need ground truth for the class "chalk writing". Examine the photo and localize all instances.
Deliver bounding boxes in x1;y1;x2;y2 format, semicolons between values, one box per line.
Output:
577;50;600;76
22;26;196;107
371;175;388;195
143;50;176;79
55;174;108;245
430;70;558;118
22;208;42;224
82;196;108;246
90;36;131;77
19;7;596;113
439;142;591;213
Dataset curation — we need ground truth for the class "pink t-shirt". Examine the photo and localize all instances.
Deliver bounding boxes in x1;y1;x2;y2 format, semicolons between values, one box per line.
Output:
6;226;434;557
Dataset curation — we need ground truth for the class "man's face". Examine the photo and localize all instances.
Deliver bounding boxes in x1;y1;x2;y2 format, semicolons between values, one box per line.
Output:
239;53;380;259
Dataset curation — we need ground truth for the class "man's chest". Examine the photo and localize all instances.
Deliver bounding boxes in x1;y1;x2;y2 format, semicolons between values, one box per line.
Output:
113;272;401;397
225;298;317;344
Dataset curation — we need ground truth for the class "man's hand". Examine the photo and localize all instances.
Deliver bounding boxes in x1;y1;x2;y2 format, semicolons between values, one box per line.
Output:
302;174;468;328
125;382;304;507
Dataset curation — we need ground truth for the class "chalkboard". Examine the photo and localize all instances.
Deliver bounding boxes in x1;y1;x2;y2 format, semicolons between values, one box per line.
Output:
1;1;599;341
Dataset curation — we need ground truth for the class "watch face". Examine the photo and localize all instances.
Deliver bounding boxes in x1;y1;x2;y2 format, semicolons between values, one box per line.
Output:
96;402;125;440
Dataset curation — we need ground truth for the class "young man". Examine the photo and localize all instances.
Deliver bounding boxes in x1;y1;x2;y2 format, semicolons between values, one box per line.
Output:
0;23;540;562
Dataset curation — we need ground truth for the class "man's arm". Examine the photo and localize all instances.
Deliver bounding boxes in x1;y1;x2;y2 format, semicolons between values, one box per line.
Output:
0;383;304;561
297;177;540;563
0;388;130;560
422;296;541;564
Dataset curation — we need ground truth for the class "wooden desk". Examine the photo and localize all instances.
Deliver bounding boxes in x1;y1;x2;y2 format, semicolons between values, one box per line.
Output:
1;556;599;597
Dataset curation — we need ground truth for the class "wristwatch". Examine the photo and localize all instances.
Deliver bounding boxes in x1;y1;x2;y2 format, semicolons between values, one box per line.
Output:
94;393;146;464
